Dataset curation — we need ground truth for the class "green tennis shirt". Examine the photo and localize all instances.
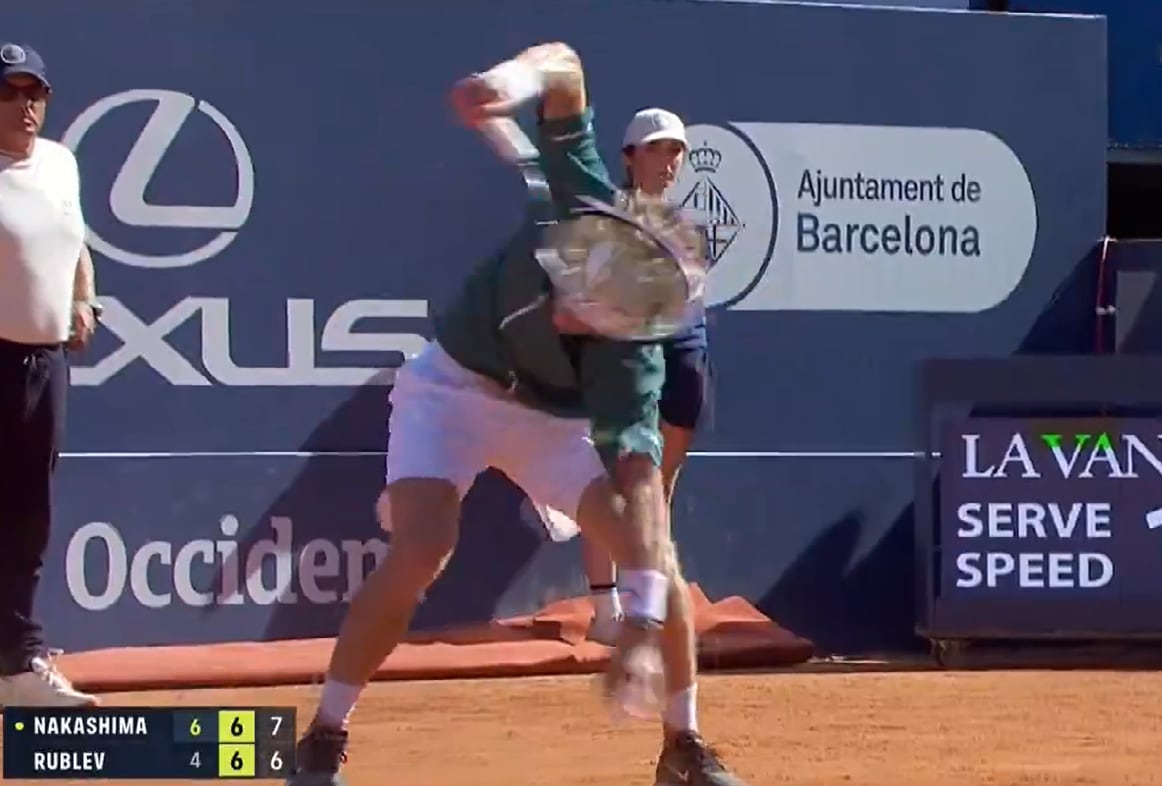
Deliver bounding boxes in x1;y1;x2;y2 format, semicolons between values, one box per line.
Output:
433;107;664;468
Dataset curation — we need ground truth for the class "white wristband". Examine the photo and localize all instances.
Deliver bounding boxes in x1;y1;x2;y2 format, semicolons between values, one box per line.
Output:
480;59;545;106
619;569;669;624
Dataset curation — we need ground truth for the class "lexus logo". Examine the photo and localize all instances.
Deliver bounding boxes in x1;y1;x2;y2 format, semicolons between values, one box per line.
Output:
60;89;255;269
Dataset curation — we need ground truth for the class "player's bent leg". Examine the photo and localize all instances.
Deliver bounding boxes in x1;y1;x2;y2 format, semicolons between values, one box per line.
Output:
288;479;462;786
577;471;747;784
651;540;748;786
577;452;674;647
287;342;487;786
583;442;742;782
573;454;668;572
652;446;744;780
494;408;748;785
492;408;670;683
581;496;747;786
572;460;676;715
327;479;461;687
583;422;696;646
584;343;706;646
654;345;716;750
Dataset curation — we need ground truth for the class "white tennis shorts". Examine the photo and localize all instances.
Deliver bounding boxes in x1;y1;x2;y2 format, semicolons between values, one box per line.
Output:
382;341;604;541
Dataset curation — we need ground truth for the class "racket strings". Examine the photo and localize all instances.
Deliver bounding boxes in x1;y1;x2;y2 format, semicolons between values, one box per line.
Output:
538;192;709;340
564;198;703;307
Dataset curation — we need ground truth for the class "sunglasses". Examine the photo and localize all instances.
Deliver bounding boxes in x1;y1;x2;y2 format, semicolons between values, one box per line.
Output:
0;81;50;102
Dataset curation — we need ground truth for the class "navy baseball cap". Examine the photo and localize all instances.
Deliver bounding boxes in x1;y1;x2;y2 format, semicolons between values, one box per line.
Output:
0;42;49;89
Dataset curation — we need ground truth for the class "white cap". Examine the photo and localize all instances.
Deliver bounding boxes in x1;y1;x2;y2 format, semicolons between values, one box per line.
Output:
622;108;688;149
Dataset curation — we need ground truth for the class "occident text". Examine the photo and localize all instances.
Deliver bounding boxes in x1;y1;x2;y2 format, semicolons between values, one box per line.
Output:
66;515;389;611
796;169;981;257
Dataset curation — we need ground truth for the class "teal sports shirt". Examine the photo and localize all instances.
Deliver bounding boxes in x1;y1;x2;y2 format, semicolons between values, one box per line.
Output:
433;107;664;468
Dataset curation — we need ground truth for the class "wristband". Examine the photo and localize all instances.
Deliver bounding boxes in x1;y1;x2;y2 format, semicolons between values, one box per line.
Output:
479;59;545;107
619;569;669;625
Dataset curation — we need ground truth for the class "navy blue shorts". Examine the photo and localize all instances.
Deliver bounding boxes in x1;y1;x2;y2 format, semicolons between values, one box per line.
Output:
659;340;711;431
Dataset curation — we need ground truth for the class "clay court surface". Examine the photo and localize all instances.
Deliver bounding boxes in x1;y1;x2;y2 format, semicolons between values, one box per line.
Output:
3;669;1161;785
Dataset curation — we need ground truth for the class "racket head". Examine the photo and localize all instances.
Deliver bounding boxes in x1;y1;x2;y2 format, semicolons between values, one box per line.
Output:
536;191;710;341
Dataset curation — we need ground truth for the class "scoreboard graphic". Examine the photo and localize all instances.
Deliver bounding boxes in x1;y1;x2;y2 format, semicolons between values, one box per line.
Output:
2;707;296;779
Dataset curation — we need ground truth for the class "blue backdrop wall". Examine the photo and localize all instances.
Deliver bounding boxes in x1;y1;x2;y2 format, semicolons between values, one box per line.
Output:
5;0;1106;653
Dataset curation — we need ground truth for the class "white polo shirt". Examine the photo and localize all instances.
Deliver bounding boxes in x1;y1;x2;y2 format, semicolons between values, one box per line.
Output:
0;138;86;345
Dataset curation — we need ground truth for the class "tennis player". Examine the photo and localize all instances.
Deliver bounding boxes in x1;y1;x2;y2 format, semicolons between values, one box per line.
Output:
584;107;711;652
286;41;749;786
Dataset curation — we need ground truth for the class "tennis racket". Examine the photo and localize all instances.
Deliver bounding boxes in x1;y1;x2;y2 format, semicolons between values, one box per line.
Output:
479;116;708;342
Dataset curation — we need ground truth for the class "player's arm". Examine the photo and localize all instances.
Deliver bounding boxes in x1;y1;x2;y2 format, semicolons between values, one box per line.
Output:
451;42;617;208
525;44;619;210
455;41;586;122
510;42;587;120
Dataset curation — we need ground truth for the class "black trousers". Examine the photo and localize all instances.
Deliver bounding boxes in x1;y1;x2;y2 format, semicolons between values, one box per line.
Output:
0;337;68;676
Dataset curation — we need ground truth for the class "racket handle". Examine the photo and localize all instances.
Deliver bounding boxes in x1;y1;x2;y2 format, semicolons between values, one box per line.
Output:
479;117;538;165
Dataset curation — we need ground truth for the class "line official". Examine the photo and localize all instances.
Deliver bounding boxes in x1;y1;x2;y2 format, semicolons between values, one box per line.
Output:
0;41;100;708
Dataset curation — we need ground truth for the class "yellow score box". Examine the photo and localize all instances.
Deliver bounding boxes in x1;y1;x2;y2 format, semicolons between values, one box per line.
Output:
218;710;255;743
218;743;256;778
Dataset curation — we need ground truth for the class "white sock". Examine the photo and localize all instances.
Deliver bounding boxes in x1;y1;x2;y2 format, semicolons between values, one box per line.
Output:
663;684;698;733
591;586;622;620
317;679;363;729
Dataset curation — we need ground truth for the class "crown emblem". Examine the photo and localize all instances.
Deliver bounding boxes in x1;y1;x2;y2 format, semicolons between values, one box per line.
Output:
688;145;722;174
